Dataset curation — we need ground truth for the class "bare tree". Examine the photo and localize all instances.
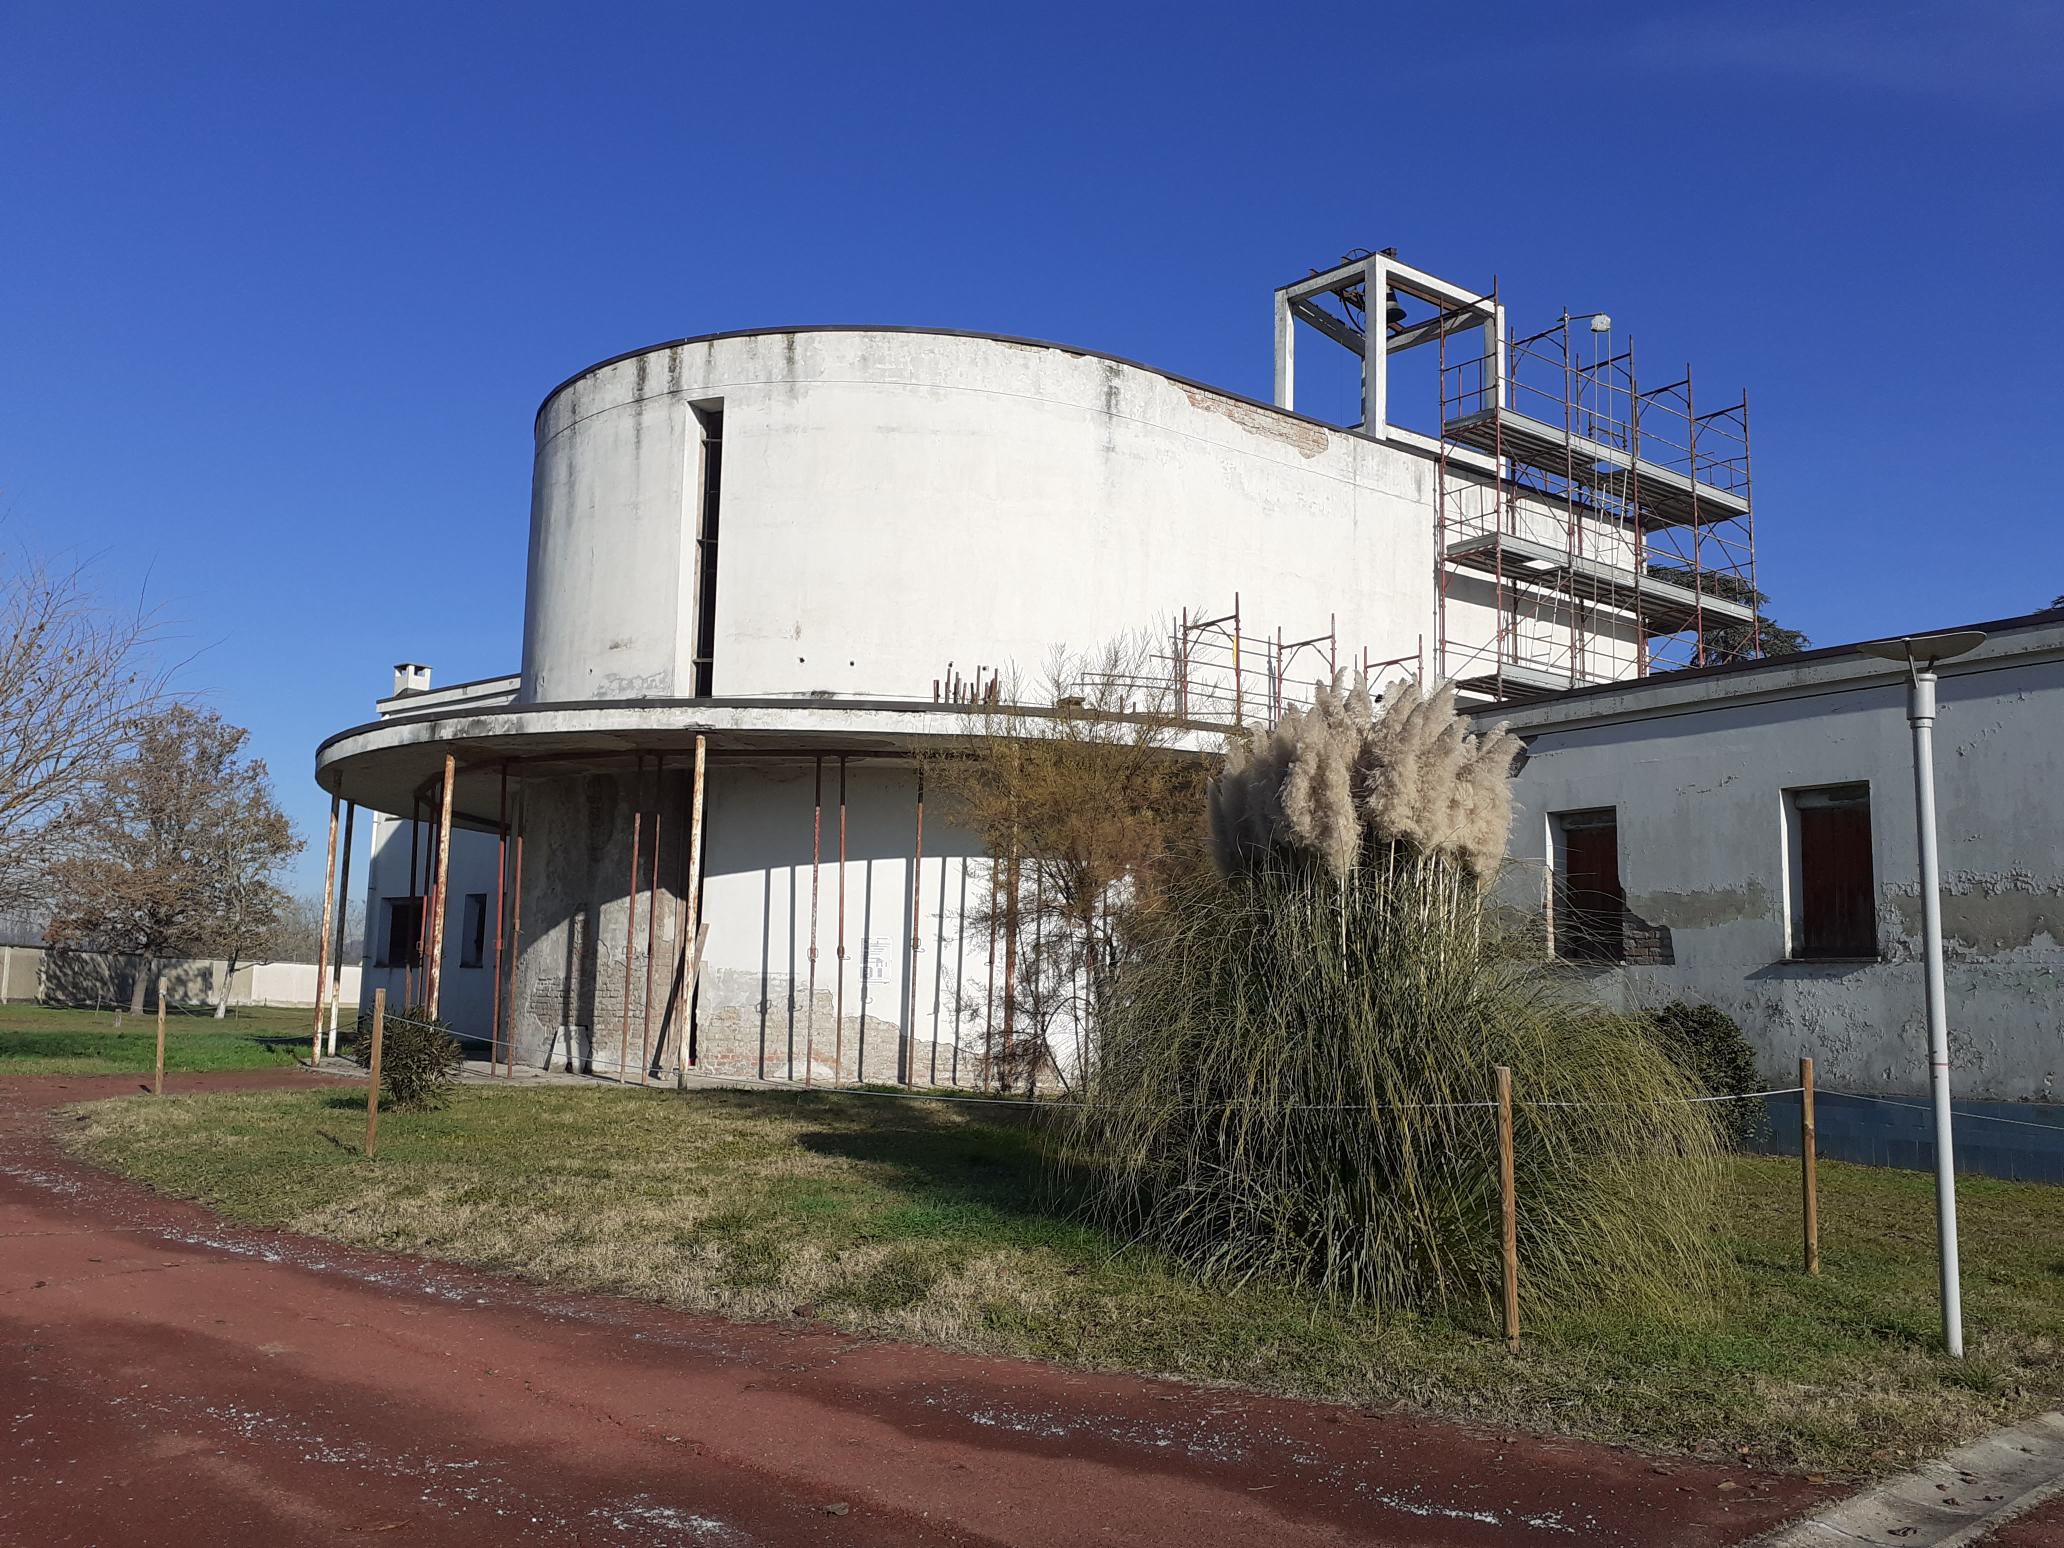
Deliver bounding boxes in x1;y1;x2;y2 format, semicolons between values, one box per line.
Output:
46;706;301;1015
0;549;170;915
268;892;365;966
924;635;1209;1093
199;764;303;1016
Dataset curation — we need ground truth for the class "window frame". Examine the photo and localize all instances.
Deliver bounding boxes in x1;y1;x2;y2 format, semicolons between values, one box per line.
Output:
1549;805;1626;964
459;892;488;969
1784;781;1880;961
379;896;425;970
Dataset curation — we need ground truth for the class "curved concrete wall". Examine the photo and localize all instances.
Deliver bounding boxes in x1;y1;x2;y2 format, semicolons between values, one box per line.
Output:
521;330;1439;705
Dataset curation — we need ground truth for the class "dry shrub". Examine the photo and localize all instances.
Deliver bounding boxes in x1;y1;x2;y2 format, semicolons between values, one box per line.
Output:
1076;677;1725;1321
1210;674;1520;888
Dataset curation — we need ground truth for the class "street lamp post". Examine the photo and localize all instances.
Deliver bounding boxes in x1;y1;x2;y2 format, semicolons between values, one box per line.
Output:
1859;628;1987;1359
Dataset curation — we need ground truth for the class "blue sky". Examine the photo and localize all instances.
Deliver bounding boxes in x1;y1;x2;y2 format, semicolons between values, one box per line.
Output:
4;1;2058;893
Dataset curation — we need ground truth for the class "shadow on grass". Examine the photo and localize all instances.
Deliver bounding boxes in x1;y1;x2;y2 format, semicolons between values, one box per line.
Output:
791;1112;1105;1230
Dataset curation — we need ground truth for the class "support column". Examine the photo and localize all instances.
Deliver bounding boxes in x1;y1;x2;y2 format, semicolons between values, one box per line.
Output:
425;753;457;1020
1361;255;1388;438
311;794;339;1063
1272;288;1294;410
328;802;355;1053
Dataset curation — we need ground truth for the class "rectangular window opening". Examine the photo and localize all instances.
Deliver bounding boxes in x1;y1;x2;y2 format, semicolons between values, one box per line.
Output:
1788;783;1876;959
692;407;723;698
380;897;425;969
1551;807;1624;962
460;893;488;969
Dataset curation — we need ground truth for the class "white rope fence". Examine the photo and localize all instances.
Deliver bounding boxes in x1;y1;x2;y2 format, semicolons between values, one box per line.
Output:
329;1021;2064;1134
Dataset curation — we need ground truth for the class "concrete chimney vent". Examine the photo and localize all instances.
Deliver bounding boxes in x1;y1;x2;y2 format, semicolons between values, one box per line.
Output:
392;663;433;697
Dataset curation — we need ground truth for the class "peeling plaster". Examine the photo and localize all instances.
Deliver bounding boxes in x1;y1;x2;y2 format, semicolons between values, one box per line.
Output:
1626;883;1775;931
1178;385;1331;457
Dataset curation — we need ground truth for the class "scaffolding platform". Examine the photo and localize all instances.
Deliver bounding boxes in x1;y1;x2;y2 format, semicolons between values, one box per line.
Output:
1442;531;1756;637
1443;406;1749;530
1450;658;1610;703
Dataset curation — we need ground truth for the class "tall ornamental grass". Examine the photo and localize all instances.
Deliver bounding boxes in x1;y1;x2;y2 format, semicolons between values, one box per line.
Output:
1074;674;1724;1319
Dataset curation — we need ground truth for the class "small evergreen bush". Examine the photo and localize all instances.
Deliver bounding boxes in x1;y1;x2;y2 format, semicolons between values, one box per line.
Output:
1645;1000;1765;1149
347;1005;464;1111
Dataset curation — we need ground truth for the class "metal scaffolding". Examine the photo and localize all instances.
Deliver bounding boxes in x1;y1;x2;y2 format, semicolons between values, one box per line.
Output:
1274;252;1762;703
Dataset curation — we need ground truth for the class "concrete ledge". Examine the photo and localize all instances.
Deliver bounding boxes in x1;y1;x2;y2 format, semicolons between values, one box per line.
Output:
1756;1412;2064;1547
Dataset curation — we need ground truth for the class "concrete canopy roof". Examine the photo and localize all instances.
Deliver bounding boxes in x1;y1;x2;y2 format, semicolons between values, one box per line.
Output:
315;695;1222;830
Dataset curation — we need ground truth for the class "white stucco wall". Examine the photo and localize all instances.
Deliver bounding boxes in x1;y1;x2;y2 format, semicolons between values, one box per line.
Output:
359;809;503;1041
522;329;1448;709
695;760;1002;1085
1486;623;2064;1100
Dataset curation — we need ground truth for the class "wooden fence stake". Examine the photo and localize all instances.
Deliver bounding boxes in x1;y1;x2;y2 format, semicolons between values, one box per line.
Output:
1495;1063;1520;1352
365;988;386;1160
154;977;167;1096
1801;1055;1820;1277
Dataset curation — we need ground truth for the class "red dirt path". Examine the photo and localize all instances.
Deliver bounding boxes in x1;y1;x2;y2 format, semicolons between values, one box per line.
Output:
0;1070;1837;1546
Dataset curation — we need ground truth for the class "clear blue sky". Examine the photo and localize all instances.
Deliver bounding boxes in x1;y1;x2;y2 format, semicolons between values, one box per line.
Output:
4;1;2058;893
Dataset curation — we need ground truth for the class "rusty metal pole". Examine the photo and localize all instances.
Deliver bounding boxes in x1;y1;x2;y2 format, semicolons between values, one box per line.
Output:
491;764;508;1070
154;976;167;1096
405;794;421;1007
1000;849;1020;1087
620;753;643;1083
983;857;999;1091
311;795;339;1063
425;754;457;1021
328;802;355;1056
507;800;525;1079
806;757;822;1085
640;754;665;1086
904;765;925;1087
675;736;707;1087
834;755;848;1085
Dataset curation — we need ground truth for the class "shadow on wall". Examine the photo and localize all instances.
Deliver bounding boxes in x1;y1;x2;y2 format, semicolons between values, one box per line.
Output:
40;951;219;1009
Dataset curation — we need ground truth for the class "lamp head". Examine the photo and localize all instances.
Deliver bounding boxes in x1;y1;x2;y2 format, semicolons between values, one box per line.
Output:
1858;629;1987;670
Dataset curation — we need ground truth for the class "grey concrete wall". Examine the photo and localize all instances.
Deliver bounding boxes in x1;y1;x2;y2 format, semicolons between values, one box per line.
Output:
1486;624;2064;1103
22;949;352;1010
693;760;995;1086
502;767;691;1078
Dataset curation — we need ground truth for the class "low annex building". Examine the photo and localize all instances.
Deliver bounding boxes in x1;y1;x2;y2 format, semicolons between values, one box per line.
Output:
1479;609;2064;1176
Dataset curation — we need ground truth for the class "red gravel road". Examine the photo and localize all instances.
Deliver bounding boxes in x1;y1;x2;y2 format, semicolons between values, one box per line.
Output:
0;1071;1837;1547
1984;1495;2064;1545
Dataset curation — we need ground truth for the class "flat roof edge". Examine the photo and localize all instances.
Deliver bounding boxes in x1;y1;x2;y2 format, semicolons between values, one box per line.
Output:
1473;609;2064;730
530;324;1381;452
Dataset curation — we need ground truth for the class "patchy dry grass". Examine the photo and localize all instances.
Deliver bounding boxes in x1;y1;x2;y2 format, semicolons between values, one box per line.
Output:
1;1003;308;1074
65;1083;2064;1477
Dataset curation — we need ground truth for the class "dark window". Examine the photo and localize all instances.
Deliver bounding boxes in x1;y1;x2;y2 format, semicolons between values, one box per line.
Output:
691;407;722;697
1552;808;1624;962
1791;784;1876;958
380;897;424;969
460;893;488;969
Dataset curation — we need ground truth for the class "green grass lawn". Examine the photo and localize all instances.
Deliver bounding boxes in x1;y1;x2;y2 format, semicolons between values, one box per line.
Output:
1;1003;310;1075
63;1083;2064;1476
